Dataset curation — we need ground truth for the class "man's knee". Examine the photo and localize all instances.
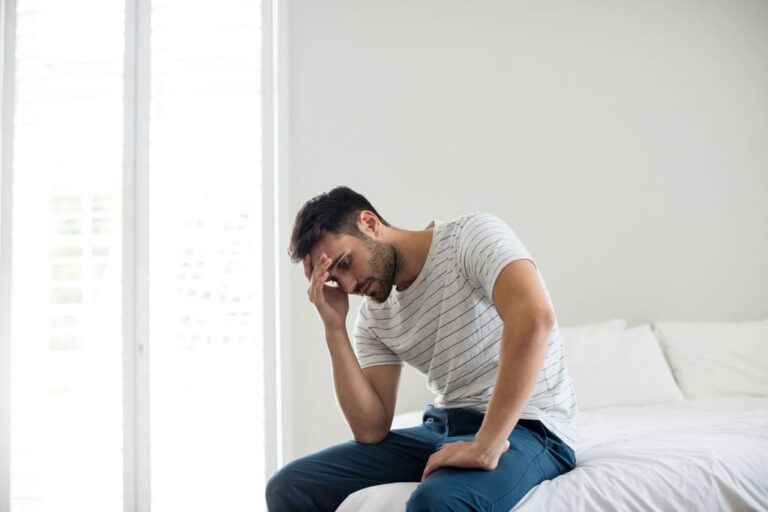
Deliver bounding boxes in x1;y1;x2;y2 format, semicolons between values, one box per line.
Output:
266;456;348;512
265;463;310;512
265;466;291;512
405;486;436;512
406;479;484;512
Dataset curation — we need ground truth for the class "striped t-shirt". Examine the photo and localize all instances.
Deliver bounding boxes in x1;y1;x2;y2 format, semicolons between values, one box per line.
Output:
352;212;578;449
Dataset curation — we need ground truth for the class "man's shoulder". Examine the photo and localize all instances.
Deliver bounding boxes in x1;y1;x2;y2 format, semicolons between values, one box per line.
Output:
449;211;505;225
426;212;508;236
433;211;493;230
443;212;512;239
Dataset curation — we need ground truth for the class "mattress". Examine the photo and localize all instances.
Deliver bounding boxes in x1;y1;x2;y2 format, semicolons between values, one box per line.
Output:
336;397;768;511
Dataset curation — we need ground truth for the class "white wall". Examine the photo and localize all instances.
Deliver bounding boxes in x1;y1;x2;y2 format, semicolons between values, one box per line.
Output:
280;0;768;462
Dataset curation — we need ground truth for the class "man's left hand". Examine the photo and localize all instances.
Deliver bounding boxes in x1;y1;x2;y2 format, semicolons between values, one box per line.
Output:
421;439;510;481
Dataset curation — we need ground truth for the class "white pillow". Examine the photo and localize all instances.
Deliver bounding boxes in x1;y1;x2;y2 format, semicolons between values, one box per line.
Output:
390;321;630;429
391;410;423;429
563;324;684;409
557;318;627;343
653;319;768;398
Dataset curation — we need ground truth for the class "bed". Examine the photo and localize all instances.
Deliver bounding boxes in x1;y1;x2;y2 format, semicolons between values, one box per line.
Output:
336;319;768;511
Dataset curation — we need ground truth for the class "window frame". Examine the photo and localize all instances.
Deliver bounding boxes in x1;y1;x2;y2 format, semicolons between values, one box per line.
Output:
0;0;16;506
0;0;281;509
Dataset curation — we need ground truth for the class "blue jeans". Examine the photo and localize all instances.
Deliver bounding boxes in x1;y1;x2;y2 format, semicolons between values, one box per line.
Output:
266;404;576;511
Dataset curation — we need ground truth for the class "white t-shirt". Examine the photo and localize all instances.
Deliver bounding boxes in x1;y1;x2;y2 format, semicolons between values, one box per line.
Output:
352;212;579;449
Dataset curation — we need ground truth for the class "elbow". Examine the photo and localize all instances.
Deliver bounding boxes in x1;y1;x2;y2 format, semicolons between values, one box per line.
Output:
352;424;390;445
353;432;388;445
524;307;554;334
538;308;555;331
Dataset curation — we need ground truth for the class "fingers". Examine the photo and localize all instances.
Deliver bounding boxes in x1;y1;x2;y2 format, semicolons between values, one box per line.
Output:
421;453;440;481
312;266;329;303
307;253;333;304
303;253;330;281
312;253;332;282
312;254;332;287
422;441;456;480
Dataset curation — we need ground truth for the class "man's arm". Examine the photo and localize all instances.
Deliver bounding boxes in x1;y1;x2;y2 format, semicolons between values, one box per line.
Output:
473;259;554;452
422;258;554;479
325;329;401;444
303;253;401;444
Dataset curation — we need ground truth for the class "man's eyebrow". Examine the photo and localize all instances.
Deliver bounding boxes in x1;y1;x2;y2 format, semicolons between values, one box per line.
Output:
323;252;346;276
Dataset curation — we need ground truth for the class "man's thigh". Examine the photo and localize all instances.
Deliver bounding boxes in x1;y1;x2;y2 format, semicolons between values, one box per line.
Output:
266;425;438;512
406;421;574;512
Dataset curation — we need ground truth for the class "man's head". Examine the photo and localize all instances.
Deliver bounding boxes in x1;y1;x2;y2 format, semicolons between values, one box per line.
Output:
289;186;402;303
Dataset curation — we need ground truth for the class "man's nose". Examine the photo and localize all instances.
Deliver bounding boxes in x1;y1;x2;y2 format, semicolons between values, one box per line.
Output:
338;274;356;295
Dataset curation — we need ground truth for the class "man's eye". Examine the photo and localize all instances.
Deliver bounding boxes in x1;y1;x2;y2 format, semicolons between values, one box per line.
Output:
339;257;350;270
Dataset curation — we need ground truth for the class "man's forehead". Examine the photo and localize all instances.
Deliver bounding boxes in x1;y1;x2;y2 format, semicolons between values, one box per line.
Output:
309;233;353;264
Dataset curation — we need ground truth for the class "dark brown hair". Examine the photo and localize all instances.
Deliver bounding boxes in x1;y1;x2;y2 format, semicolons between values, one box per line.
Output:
288;186;390;263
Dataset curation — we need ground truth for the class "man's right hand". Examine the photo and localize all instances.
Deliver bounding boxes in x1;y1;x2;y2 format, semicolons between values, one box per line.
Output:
304;253;350;332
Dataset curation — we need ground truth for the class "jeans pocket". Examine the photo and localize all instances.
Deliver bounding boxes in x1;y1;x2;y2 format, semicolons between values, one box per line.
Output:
550;438;576;471
531;420;551;449
537;424;576;471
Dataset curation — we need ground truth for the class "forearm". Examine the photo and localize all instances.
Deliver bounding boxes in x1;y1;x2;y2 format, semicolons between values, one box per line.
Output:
475;319;552;453
325;328;389;443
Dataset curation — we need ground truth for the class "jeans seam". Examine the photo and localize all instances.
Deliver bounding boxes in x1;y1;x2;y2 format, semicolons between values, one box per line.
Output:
489;441;548;511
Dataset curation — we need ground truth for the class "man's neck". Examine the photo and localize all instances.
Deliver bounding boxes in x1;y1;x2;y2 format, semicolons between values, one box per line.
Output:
387;227;434;292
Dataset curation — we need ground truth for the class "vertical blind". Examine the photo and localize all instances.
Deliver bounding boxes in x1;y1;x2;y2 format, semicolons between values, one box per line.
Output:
1;0;272;511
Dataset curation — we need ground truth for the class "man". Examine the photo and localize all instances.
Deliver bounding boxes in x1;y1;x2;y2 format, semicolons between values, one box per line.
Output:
266;186;577;511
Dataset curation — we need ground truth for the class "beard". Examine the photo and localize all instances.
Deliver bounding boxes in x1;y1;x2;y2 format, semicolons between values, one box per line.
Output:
361;237;402;303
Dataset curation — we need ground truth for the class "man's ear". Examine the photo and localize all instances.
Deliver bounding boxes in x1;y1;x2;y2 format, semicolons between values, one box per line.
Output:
358;210;380;236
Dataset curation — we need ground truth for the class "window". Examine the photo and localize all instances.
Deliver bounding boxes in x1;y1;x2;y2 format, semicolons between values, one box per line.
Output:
0;1;275;510
148;1;265;509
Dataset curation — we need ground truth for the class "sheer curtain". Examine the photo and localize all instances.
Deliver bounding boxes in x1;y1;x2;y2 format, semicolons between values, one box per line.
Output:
0;1;274;511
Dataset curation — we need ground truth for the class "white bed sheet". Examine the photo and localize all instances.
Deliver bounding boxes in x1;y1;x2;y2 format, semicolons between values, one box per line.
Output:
336;397;768;511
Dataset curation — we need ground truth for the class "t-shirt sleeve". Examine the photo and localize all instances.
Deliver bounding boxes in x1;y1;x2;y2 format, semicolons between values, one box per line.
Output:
457;212;535;298
352;304;403;369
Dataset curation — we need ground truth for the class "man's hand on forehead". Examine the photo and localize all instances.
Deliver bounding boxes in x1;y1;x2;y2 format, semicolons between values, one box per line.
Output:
303;252;342;288
303;253;342;281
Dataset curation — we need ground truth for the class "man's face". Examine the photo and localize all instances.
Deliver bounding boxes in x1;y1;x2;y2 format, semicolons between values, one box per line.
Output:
308;232;398;303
